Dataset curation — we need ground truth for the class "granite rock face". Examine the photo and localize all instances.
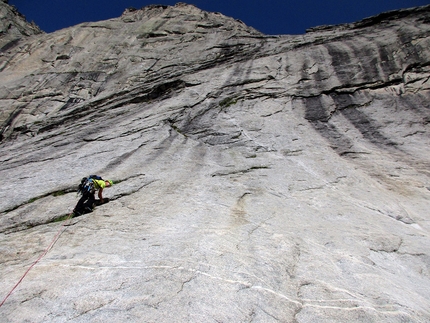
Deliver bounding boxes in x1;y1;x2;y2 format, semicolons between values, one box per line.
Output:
0;0;41;52
0;2;430;322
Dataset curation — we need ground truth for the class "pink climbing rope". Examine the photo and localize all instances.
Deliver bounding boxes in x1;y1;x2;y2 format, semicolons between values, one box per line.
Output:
0;213;74;308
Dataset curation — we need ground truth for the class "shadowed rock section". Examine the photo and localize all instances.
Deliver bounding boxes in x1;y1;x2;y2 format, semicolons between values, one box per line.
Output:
1;2;430;322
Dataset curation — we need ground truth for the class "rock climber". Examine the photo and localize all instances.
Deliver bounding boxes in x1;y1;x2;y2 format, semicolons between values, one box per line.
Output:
73;175;113;216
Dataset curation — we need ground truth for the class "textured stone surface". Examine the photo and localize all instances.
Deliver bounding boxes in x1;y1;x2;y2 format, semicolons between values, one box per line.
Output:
0;2;430;322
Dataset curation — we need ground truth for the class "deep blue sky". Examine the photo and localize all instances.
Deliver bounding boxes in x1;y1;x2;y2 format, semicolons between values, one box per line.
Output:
8;0;430;35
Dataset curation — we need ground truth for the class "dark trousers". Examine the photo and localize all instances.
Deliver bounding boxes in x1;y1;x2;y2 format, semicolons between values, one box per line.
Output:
74;192;95;215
